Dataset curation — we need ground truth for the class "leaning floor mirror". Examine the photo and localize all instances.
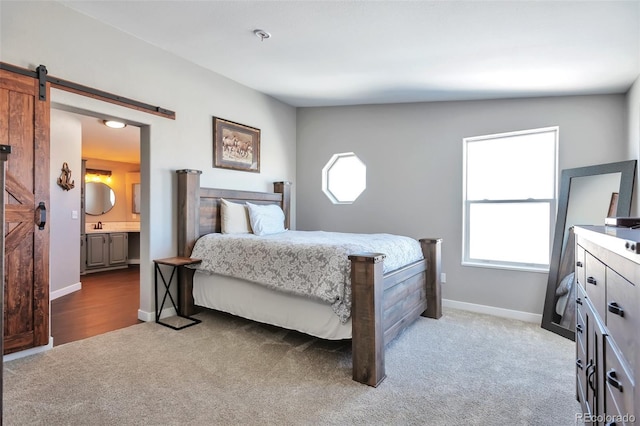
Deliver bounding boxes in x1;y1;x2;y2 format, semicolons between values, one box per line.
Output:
541;160;637;340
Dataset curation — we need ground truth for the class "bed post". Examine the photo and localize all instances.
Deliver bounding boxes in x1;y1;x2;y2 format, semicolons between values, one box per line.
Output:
420;238;442;319
176;169;202;316
349;252;386;387
273;181;291;230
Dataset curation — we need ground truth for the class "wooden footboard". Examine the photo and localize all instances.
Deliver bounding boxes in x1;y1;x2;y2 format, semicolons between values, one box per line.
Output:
175;169;442;387
349;238;442;387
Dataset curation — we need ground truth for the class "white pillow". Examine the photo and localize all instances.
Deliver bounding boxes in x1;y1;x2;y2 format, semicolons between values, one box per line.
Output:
246;202;286;236
220;198;252;234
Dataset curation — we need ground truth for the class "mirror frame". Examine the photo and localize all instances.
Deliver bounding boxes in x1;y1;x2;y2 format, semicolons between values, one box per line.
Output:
541;160;637;340
85;181;116;216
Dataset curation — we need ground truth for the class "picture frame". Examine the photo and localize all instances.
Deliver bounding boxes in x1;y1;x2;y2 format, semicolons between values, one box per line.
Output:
213;117;260;173
607;192;619;218
132;183;141;214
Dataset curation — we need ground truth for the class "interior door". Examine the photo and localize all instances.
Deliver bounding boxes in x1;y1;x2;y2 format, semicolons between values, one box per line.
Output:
0;69;50;354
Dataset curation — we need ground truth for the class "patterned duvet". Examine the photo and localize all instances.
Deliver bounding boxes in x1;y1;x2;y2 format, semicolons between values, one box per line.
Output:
188;230;424;323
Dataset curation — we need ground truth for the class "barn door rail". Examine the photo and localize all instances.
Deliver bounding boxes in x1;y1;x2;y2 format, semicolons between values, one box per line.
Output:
0;62;175;120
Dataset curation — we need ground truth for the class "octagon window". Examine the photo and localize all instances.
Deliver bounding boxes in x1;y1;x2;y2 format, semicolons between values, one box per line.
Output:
322;152;366;204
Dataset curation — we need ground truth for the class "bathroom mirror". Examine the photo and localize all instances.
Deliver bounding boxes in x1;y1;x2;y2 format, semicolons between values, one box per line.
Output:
541;160;636;340
85;182;116;215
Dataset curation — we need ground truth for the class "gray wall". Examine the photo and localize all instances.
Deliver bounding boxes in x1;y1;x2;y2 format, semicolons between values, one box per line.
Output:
2;1;297;320
297;95;628;317
50;110;82;295
2;1;636;330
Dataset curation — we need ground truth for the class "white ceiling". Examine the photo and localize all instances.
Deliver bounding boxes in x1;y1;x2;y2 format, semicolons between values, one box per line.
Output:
72;113;141;164
61;1;639;164
60;0;640;107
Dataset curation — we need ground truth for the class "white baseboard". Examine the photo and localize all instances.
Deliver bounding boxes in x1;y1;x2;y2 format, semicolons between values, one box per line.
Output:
50;282;82;300
3;337;54;362
443;299;542;323
144;301;539;324
138;307;176;322
138;309;153;322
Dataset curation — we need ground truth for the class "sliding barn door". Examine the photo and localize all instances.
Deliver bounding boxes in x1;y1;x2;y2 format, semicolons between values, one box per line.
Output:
0;69;50;354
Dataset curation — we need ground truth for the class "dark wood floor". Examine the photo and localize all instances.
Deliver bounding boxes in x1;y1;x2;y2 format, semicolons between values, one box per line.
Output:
51;265;142;346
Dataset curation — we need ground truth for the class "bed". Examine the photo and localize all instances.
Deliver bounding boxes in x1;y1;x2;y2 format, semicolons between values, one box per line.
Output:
176;169;442;387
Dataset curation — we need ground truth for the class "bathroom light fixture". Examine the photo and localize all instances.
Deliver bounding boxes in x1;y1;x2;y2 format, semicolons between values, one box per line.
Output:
86;168;112;177
253;29;271;41
85;168;112;183
103;120;126;129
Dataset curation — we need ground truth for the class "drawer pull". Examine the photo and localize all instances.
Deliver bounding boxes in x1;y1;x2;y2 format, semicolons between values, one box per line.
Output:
576;261;583;268
576;358;584;370
606;370;623;392
587;276;597;285
576;297;583;306
607;302;624;317
576;323;583;334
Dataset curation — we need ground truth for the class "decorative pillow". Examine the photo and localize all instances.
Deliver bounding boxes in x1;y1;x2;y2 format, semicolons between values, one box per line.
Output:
246;202;286;236
220;198;252;234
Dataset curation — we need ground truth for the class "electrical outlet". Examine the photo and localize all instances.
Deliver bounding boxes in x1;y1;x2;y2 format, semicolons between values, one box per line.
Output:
71;210;78;219
440;273;446;283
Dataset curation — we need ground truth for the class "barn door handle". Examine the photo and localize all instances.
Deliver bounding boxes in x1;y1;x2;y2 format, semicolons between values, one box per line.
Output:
36;202;46;230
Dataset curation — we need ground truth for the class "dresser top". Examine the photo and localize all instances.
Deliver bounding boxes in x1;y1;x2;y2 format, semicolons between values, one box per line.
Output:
574;225;640;259
577;225;640;240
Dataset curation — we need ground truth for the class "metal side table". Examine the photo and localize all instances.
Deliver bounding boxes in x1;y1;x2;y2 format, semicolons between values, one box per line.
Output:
153;256;202;330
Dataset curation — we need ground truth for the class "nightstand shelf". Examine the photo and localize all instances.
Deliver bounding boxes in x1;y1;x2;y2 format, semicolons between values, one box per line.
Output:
153;256;202;330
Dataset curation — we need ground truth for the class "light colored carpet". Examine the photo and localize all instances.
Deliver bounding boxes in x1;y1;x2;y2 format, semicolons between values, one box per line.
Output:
4;308;580;425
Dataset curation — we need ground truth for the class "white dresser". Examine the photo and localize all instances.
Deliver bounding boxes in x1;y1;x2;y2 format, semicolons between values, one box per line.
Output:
575;225;639;425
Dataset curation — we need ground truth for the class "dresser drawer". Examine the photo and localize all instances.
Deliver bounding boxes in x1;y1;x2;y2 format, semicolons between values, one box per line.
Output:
576;315;589;413
604;336;635;423
585;251;607;320
576;244;586;289
605;392;633;426
606;269;637;377
576;284;589;411
576;284;587;354
576;305;586;354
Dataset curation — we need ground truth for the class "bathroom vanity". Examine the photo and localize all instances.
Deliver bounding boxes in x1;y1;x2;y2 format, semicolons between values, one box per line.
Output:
81;160;140;274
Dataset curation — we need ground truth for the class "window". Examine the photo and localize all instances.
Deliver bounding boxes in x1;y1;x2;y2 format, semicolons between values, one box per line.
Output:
462;127;558;271
322;152;366;204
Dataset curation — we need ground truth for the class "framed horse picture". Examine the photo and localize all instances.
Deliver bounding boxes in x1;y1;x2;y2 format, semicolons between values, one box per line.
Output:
213;117;260;173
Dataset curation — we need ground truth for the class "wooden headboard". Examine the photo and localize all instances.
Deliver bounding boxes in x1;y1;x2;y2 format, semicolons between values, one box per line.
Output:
176;169;291;257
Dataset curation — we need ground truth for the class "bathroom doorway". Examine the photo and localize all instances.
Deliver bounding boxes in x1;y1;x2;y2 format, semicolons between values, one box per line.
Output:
50;109;142;346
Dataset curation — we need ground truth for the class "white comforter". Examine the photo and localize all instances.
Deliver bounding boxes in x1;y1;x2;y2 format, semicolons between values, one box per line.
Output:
188;230;424;323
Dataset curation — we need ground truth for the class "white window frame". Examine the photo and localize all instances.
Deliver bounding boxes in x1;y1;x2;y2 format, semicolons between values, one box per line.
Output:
462;126;559;272
322;152;367;204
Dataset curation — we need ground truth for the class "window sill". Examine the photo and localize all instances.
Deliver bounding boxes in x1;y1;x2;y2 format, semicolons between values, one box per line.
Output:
462;261;549;274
